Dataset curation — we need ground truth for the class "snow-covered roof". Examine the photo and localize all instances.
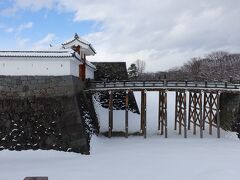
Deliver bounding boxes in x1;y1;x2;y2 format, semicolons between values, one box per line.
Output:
0;50;96;70
62;33;96;55
0;50;74;58
73;52;96;70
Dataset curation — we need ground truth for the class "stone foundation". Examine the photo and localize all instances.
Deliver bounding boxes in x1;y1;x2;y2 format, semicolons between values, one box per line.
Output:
0;76;98;154
220;93;240;137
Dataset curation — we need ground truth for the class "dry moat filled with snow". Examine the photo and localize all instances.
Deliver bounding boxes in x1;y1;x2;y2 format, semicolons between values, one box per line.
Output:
1;92;240;180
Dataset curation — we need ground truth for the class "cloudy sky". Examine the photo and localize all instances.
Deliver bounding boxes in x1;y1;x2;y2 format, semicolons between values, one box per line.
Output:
0;0;240;71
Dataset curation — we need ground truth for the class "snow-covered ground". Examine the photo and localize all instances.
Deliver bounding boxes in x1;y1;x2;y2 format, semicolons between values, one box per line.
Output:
1;92;240;180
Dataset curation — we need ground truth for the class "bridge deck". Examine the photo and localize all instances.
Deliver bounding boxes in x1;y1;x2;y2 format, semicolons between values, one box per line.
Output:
87;80;240;93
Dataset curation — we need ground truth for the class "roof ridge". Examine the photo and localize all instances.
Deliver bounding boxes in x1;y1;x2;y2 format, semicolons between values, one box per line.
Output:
0;50;71;53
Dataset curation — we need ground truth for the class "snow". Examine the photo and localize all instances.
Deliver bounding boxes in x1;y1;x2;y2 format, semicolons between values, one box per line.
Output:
0;50;73;57
1;92;240;180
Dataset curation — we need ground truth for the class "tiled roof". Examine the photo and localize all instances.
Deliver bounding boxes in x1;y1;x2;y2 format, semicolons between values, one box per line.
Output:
0;50;74;58
0;50;96;69
62;33;96;54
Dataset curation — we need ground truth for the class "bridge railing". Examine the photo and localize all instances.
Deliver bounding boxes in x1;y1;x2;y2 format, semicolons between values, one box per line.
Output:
89;80;240;90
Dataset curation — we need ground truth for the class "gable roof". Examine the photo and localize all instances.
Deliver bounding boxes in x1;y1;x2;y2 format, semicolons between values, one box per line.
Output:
62;33;96;55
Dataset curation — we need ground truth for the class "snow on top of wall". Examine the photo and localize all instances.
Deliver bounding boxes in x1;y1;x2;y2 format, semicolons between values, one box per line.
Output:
73;52;96;70
0;50;74;58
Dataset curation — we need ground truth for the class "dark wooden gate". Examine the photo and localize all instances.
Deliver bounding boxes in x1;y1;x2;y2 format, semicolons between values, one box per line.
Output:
79;64;86;81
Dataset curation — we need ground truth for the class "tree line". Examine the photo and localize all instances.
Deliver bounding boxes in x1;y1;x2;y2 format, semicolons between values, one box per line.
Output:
128;51;240;82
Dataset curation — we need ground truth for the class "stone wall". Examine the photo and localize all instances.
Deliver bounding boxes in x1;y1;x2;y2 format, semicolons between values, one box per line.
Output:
0;75;98;154
220;93;240;137
92;62;140;114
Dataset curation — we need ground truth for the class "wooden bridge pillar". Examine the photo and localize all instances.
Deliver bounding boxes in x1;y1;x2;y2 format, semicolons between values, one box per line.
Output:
158;90;168;138
125;90;129;138
217;92;221;138
175;91;187;138
140;90;147;138
203;91;221;138
108;91;113;138
140;91;144;135
188;91;203;138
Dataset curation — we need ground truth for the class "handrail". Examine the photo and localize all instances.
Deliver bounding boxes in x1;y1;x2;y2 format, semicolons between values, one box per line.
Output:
88;80;240;92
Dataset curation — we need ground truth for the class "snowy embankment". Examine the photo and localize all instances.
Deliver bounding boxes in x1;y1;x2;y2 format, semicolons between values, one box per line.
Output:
1;92;240;180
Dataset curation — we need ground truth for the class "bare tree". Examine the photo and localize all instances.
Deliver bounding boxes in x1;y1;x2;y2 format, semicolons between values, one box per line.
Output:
205;51;228;61
135;59;146;74
181;57;202;81
129;51;240;83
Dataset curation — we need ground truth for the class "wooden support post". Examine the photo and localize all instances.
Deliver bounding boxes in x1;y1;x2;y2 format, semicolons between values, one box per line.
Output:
125;90;129;138
108;91;113;138
209;94;213;135
178;92;182;135
193;93;197;135
158;91;161;132
164;91;168;138
217;92;221;138
143;90;147;139
199;92;203;138
188;91;203;138
175;91;187;138
160;92;164;135
203;91;220;138
174;91;178;130
140;90;144;135
158;90;168;138
184;91;187;138
203;92;206;130
188;92;191;130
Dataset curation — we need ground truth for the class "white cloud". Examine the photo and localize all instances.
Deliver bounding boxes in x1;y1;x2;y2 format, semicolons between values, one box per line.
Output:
33;33;56;50
0;6;18;17
5;28;14;33
16;37;30;48
4;0;240;71
17;22;33;32
0;0;56;16
1;22;33;34
54;0;240;71
14;0;55;11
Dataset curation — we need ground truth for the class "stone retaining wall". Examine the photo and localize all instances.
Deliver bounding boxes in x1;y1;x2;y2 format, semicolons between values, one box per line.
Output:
0;76;97;154
220;93;240;137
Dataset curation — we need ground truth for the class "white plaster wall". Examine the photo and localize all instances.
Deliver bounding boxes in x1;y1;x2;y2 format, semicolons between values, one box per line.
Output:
86;65;95;79
0;57;72;76
70;59;81;77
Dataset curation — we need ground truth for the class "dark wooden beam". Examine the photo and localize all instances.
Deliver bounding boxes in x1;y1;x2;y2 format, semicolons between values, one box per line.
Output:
174;91;178;130
108;91;113;138
164;90;168;138
125;90;129;138
143;90;147;139
183;91;187;138
158;91;161;132
199;92;203;138
140;90;144;135
217;92;221;138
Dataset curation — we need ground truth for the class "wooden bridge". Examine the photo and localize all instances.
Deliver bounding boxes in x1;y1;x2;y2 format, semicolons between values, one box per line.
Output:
87;80;240;139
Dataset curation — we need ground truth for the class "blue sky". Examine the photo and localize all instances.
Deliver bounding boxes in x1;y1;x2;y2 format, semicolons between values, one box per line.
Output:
1;0;240;71
0;1;100;49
